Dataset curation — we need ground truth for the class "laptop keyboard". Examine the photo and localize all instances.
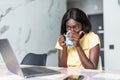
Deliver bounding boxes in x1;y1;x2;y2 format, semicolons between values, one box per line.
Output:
21;66;60;76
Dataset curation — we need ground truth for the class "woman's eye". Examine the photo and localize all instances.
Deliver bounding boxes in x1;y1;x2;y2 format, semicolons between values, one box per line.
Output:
74;26;79;30
75;26;79;29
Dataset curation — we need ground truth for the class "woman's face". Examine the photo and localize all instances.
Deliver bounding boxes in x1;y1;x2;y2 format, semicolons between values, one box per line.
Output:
66;19;82;33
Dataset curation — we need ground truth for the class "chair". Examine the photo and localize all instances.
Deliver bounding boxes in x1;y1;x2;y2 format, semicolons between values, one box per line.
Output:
98;56;102;70
98;54;104;70
21;53;47;66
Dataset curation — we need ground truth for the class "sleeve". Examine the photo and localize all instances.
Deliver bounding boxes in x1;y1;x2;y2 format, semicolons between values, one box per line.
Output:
89;33;101;49
55;41;63;50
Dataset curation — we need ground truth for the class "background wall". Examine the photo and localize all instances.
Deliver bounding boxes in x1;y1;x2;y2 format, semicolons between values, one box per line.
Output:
0;0;66;66
67;0;103;15
104;0;120;71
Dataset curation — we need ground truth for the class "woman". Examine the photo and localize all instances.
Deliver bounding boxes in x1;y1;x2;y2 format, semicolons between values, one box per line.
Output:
55;8;100;69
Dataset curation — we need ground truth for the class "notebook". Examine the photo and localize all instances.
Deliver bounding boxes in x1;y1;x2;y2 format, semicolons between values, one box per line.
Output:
0;39;60;78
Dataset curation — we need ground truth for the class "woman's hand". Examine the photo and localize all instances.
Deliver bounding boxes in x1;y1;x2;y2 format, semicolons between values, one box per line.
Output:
58;35;67;48
72;31;84;47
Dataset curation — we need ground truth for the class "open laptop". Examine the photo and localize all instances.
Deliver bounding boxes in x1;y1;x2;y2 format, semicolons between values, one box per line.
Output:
0;39;60;78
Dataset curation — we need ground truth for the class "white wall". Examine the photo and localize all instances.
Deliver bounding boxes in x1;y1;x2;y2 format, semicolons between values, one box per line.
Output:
0;0;66;66
67;0;103;15
103;0;120;71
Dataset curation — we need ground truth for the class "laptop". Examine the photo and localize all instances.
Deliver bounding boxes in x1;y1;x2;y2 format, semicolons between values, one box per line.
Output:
0;39;60;78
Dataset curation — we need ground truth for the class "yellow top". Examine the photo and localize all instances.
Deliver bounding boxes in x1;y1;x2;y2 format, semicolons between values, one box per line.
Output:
55;32;100;69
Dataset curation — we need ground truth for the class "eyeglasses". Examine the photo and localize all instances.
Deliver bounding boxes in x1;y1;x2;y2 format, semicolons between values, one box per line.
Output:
66;26;82;32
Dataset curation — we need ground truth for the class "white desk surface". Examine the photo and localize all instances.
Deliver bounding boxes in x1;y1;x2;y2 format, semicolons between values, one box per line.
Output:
0;64;120;80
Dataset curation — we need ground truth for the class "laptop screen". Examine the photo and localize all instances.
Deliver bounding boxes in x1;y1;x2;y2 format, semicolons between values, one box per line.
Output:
0;39;24;77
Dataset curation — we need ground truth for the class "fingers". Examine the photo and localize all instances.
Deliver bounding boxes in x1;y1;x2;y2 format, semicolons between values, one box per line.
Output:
58;35;66;47
71;32;79;41
61;43;66;46
72;31;84;47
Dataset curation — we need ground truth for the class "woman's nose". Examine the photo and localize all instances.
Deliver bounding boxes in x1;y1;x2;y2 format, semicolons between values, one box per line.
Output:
71;28;74;32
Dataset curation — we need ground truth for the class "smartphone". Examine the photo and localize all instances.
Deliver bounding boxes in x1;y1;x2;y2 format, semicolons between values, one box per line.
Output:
64;75;84;80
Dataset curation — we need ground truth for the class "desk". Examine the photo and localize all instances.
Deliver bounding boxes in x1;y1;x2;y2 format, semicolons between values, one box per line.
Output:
0;64;120;80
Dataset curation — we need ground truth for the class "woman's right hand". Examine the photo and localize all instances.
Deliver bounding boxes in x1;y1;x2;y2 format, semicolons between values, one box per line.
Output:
58;35;67;48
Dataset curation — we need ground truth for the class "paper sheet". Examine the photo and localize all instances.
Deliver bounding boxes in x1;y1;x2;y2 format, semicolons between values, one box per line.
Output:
93;73;120;79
